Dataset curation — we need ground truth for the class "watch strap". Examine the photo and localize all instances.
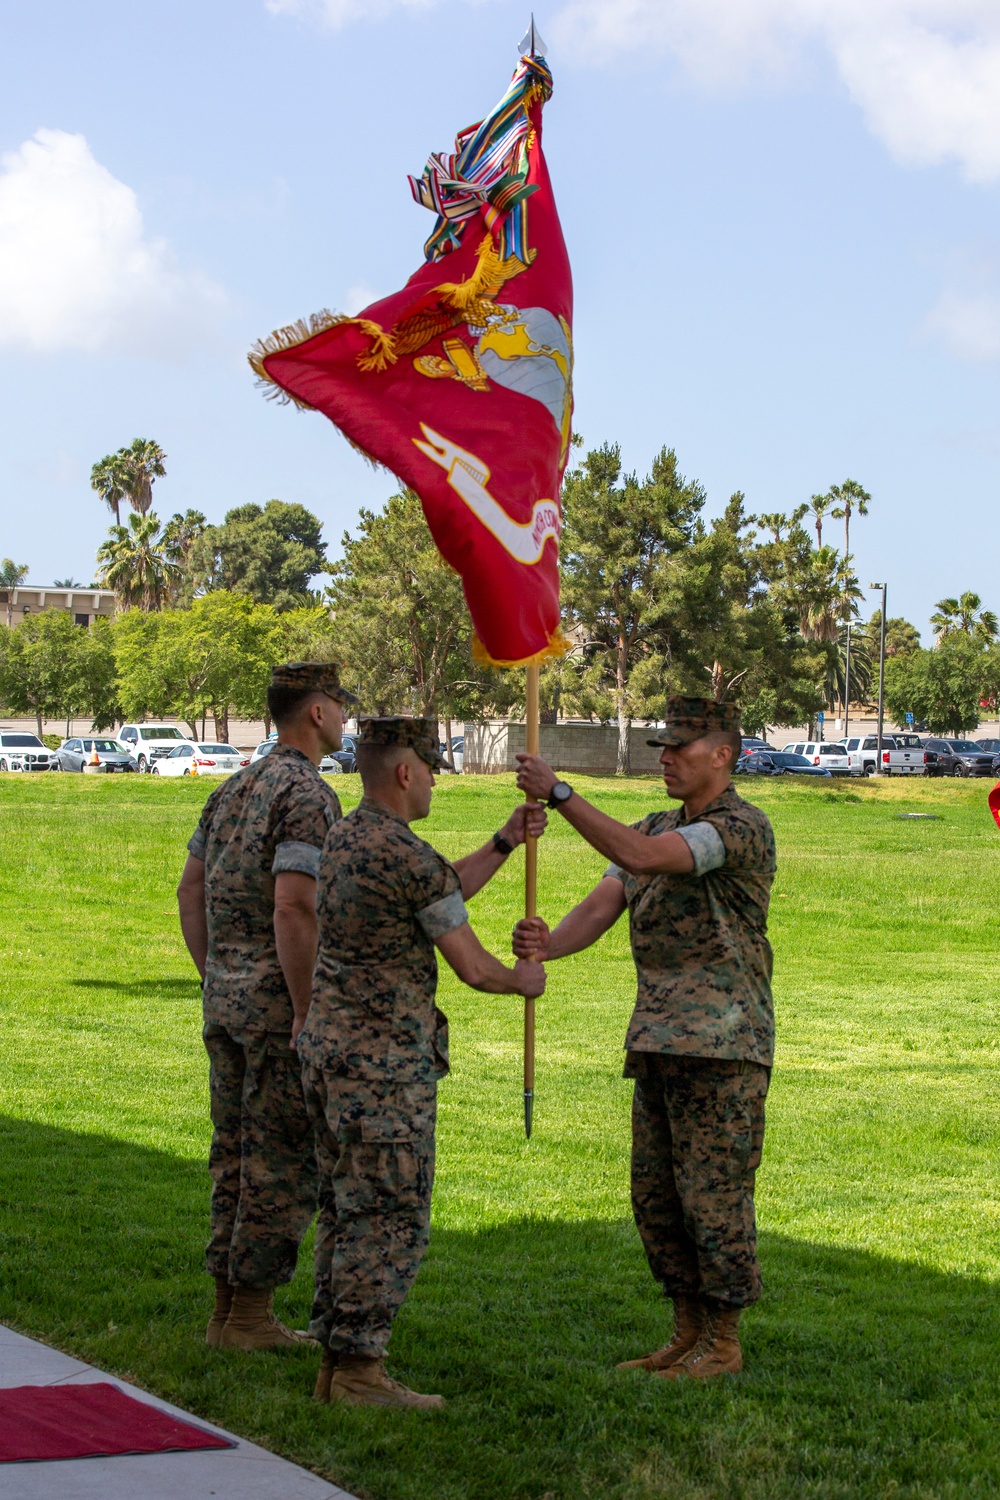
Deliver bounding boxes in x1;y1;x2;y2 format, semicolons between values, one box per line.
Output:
492;830;515;856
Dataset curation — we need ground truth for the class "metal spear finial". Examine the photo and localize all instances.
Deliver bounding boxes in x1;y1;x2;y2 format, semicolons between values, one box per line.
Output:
518;14;548;57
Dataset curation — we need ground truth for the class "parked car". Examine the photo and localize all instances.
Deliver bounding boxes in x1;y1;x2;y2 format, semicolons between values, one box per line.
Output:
739;751;832;777
329;733;358;774
922;737;995;777
843;734;924;776
152;742;249;776
249;739;342;773
741;736;775;753
0;732;57;772
118;723;195;774
55;737;137;773
439;736;465;773
794;741;851;775
975;738;1000;753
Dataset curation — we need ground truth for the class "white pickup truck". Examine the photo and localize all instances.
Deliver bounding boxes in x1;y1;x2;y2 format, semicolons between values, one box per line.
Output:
843;732;925;776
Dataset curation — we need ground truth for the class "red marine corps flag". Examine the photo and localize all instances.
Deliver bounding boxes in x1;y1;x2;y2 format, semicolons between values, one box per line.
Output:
250;22;572;669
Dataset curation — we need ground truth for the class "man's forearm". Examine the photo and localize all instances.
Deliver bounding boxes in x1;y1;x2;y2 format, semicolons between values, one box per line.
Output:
453;840;508;900
274;907;318;1024
556;793;692;875
546;892;624;959
179;896;208;979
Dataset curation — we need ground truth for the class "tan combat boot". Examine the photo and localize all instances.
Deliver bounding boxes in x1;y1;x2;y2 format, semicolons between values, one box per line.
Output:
218;1287;317;1351
328;1354;446;1411
205;1277;234;1349
312;1347;338;1402
616;1296;705;1372
661;1305;742;1380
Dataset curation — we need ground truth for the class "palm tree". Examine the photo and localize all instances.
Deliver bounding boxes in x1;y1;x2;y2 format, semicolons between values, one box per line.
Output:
90;454;129;526
808;492;831;549
0;558;28;627
796;545;846;642
930;591;998;644
119;438;167;516
829;478;871;559
90;438;167;525
96;513;176;611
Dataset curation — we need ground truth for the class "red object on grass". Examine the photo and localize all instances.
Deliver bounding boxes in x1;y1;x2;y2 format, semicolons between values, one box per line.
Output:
250;50;572;669
989;782;1000;830
0;1383;234;1463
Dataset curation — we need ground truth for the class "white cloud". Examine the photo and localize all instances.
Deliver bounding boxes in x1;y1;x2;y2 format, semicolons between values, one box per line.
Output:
264;0;1000;182
923;291;1000;361
0;128;227;357
265;0;442;24
551;1;1000;182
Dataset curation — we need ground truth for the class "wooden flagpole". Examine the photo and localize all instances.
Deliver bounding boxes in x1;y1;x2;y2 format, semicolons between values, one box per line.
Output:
523;663;540;1138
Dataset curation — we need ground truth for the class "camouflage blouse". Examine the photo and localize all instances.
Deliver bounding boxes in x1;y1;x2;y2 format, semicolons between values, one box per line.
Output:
298;796;469;1083
606;786;777;1066
188;743;343;1031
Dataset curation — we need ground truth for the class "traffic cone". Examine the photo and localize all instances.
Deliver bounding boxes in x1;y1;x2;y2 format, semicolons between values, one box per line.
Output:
84;749;101;775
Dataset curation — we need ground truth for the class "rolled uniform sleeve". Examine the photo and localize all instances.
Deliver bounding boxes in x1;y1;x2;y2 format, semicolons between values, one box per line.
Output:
416;888;468;940
270;779;342;880
674;821;727;876
188;826;207;861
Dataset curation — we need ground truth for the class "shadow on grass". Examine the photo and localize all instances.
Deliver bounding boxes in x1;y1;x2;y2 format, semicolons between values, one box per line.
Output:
71;978;199;994
0;1116;997;1500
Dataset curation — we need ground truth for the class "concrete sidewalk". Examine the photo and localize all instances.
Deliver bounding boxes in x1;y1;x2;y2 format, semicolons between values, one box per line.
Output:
0;1324;357;1499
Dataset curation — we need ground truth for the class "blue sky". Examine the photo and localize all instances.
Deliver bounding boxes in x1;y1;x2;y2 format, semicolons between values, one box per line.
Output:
1;0;999;641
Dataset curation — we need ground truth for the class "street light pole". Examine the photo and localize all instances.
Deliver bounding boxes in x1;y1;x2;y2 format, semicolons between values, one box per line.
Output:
870;582;887;774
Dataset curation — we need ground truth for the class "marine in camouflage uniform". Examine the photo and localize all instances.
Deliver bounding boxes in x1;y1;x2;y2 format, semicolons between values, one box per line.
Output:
177;661;356;1350
301;716;546;1410
514;696;775;1380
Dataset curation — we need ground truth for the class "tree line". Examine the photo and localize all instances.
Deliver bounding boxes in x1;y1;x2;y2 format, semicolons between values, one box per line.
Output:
2;433;995;754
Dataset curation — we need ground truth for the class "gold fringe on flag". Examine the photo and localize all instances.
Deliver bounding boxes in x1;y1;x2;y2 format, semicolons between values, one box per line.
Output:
472;626;570;670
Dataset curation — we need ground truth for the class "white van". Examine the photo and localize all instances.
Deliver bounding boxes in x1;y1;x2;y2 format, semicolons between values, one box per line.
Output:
118;723;195;774
797;741;851;776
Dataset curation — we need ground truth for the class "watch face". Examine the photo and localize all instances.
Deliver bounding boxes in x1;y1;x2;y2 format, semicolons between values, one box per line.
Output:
553;781;572;802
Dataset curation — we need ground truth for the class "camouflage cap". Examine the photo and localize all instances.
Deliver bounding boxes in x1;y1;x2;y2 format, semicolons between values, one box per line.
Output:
646;695;742;747
269;661;359;706
359;716;449;770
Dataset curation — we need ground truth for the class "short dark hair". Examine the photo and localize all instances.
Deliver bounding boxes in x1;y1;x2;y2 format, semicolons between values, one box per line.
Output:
266;683;321;727
707;728;742;770
354;741;406;784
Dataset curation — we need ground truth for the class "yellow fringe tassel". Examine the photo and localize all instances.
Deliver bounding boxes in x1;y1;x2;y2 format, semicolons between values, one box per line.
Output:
472;627;570;671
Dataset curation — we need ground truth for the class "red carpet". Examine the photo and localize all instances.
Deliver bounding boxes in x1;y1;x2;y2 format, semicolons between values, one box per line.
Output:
0;1383;236;1463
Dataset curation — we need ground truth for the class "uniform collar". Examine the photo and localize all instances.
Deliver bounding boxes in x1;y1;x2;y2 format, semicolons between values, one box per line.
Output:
359;794;411;827
677;782;739;826
270;742;314;768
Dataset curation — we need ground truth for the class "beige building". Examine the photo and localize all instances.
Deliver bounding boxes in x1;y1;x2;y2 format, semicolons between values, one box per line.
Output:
0;585;116;626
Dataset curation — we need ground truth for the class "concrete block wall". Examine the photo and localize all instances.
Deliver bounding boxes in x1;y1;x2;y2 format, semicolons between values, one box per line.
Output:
465;721;666;775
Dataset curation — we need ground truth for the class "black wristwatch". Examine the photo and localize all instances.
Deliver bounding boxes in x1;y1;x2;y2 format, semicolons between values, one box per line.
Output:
547;780;573;810
492;830;515;857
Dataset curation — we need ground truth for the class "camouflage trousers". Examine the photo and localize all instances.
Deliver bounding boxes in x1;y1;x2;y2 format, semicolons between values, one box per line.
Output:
203;1023;318;1289
301;1065;436;1359
625;1051;770;1308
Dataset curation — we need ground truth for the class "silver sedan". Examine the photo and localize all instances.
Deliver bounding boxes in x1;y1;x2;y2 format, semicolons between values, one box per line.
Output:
55;737;138;772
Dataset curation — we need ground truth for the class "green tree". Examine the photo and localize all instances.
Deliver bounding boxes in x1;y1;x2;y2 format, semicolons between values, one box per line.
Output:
869;612;921;659
559;443;704;772
90;438;167;522
114;593;284;743
0;559;29;628
829;478;871;559
807;492;832;549
191;501;328;609
0;611;88;735
96;513;177;611
327;489;504;729
162;510;208;604
929;591;998;644
884;636;985;735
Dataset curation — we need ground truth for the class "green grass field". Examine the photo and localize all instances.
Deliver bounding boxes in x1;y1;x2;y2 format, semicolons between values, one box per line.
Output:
0;769;998;1498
